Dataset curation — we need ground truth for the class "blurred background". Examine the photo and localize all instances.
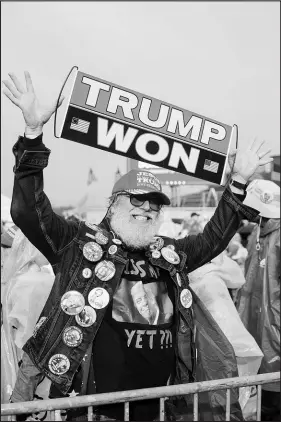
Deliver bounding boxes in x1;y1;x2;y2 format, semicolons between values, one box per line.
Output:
1;1;280;227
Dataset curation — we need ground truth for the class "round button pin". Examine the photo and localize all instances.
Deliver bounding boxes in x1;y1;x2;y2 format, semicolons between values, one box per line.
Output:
95;260;116;282
82;268;92;279
180;288;193;308
161;247;180;265
108;245;118;255
63;326;83;348
152;250;161;259
112;238;122;245
88;287;110;309
48;354;70;375
83;242;103;262
95;232;109;245
61;291;85;315
75;306;96;327
176;273;182;287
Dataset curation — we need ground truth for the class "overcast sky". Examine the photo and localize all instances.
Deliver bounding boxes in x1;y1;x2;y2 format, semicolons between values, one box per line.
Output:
1;1;280;207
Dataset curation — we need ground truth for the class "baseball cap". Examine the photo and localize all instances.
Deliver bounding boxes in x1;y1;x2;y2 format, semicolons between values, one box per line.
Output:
112;170;170;205
243;180;280;219
1;224;18;247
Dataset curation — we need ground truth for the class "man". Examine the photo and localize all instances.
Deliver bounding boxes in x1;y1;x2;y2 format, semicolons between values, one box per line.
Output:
3;71;273;421
236;179;280;421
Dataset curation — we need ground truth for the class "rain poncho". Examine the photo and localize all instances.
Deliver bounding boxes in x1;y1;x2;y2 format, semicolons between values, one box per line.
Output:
1;229;55;407
189;252;263;412
236;218;280;392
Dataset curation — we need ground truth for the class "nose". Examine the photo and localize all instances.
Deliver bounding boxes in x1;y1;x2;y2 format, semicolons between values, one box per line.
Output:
140;200;151;211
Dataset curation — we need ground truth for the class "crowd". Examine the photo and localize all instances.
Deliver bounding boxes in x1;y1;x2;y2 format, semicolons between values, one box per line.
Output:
1;71;280;422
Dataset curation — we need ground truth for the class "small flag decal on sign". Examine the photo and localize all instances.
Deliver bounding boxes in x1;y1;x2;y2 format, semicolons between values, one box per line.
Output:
203;159;219;173
70;117;90;134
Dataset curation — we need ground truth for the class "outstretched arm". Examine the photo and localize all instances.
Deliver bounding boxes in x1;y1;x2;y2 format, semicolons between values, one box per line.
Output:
3;71;76;265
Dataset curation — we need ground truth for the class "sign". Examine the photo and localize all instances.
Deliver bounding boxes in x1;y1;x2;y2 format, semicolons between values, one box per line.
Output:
55;67;235;185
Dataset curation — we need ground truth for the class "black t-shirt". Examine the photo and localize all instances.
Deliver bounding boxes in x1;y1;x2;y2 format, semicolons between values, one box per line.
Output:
61;250;175;421
93;250;176;421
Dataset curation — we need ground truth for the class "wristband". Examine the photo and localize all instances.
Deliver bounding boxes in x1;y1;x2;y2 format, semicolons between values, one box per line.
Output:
229;178;249;191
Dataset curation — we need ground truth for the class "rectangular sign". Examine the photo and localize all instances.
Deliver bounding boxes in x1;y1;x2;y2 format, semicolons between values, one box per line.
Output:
58;69;234;185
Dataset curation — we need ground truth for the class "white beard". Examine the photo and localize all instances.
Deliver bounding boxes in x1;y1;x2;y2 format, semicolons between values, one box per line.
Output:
110;206;163;250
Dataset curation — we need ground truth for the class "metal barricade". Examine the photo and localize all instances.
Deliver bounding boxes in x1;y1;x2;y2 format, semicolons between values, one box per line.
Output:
1;372;279;421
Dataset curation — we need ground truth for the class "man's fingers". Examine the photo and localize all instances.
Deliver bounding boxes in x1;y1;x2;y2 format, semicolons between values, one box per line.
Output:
2;89;20;106
259;157;273;166
24;71;35;93
258;148;272;159
2;80;21;98
249;137;264;153
8;72;25;93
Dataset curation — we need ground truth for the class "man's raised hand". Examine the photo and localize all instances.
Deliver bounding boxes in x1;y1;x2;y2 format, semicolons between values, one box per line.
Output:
2;71;63;137
228;137;273;182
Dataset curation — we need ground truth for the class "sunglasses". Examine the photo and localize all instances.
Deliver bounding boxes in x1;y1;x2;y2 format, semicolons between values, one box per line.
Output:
119;193;163;212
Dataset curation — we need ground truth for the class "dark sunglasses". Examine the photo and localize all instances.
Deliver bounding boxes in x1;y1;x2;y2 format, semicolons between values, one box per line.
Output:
120;193;163;212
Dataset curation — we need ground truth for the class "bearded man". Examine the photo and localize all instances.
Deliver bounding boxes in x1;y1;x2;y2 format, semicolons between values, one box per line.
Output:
3;71;273;421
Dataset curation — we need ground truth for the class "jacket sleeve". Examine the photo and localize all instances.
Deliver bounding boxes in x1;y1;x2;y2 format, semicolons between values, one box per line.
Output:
175;186;260;273
11;134;79;265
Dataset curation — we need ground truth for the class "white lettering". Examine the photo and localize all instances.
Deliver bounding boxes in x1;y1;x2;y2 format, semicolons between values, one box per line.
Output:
135;330;146;348
125;329;136;347
97;118;138;152
136;134;169;163
82;77;110;108
107;87;138;119
169;143;200;173
201;121;226;145
146;330;157;349
167;110;202;141
139;98;169;128
136;261;146;278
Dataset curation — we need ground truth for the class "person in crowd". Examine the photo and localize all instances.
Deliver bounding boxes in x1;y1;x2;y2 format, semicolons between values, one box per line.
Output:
1;228;55;421
188;251;263;416
3;70;273;421
236;179;280;422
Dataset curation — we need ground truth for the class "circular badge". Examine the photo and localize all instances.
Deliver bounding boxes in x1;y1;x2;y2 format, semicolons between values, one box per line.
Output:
63;326;83;348
82;268;92;279
75;306;97;327
152;250;161;259
161;247;180;265
176;273;182;287
260;191;274;204
48;354;70;375
88;287;110;309
61;291;85;315
83;242;103;262
95;232;109;245
180;289;193;308
167;244;175;250
108;245;118;255
95;260;116;281
112;238;122;245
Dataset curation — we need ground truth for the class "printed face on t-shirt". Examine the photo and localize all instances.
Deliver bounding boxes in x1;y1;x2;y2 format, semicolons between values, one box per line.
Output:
112;257;173;325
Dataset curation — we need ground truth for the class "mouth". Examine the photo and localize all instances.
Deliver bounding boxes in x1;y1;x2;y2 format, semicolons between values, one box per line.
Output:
132;215;152;222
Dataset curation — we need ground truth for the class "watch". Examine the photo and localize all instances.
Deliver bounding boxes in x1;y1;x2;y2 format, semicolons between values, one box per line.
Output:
229;178;249;191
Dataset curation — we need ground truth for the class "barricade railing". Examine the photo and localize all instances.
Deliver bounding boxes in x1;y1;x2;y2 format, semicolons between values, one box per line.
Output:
1;372;279;421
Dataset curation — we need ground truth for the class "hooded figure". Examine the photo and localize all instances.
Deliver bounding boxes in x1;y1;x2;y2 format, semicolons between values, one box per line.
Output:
236;179;280;421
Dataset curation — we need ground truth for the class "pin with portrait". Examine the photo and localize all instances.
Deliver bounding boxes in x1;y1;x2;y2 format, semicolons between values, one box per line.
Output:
83;242;103;262
95;260;116;282
61;291;85;315
88;287;110;309
75;306;97;327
